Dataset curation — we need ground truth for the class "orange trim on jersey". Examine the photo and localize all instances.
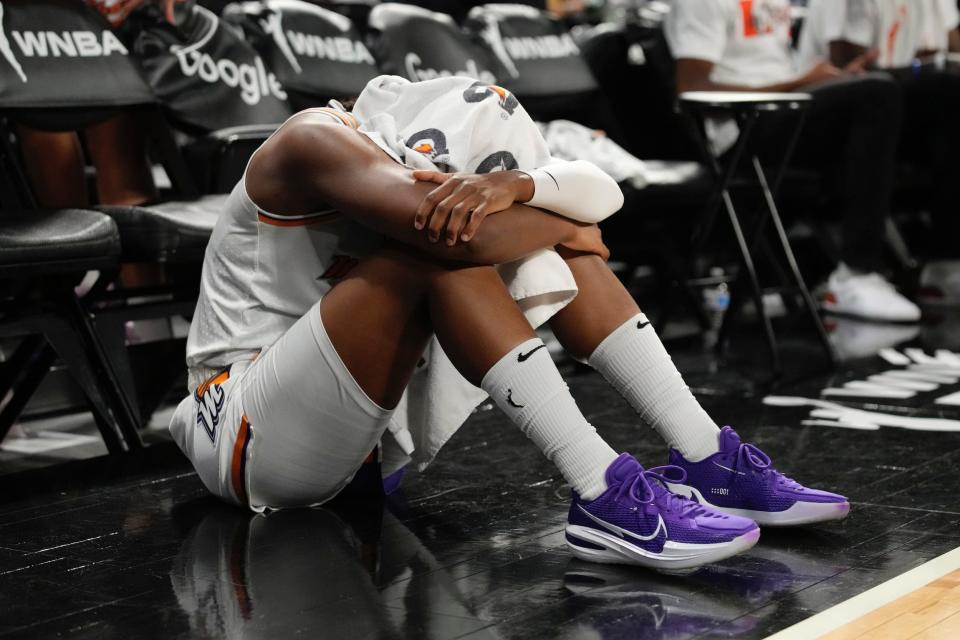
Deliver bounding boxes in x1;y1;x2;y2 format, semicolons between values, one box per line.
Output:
231;416;252;504
313;107;360;130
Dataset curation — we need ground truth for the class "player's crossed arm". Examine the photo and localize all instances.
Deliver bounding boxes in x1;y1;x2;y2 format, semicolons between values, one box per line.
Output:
247;113;607;264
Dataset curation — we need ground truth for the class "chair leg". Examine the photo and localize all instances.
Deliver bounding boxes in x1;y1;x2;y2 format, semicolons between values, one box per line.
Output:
93;315;142;422
0;340;57;445
0;334;45;399
885;218;919;271
38;315;129;454
752;157;836;367
48;288;144;453
721;188;782;377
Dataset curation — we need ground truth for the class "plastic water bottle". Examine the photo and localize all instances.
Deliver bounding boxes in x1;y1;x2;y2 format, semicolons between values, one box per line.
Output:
702;268;730;348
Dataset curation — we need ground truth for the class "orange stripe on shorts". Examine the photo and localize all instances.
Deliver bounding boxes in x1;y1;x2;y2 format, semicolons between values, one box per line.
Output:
231;416;252;505
196;370;229;400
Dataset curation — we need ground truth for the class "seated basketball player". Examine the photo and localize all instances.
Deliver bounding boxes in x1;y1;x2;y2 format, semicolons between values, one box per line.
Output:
170;75;849;570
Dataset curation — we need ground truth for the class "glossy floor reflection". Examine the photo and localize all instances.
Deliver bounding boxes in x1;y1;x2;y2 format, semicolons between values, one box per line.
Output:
2;314;960;639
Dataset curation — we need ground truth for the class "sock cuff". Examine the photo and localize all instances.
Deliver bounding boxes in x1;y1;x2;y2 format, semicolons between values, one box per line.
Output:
480;337;545;392
587;313;648;366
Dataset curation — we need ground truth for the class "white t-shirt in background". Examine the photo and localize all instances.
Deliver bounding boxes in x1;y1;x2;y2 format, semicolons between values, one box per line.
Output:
800;0;958;70
841;0;958;68
796;0;848;72
918;0;960;54
665;0;797;87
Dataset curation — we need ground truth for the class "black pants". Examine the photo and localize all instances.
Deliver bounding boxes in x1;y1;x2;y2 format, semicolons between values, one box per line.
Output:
895;67;960;259
756;72;903;272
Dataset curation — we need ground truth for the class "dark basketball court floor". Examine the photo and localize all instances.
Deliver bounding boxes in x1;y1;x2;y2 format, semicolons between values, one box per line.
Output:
2;313;960;639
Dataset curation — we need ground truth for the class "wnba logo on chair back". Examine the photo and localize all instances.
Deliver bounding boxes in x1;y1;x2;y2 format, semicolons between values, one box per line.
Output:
0;3;127;84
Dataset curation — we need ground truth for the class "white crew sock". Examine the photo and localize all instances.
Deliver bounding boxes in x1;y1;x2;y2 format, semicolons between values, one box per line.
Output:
588;313;721;462
481;337;617;500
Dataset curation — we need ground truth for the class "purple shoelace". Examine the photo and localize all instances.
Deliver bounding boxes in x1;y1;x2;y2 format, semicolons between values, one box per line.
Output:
614;464;709;519
735;442;803;491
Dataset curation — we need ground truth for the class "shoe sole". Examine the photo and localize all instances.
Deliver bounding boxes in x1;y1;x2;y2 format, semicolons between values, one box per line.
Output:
565;525;760;570
672;484;850;527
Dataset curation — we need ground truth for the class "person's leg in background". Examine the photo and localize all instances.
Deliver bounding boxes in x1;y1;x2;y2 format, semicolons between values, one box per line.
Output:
14;125;88;209
84;111;157;207
791;73;919;322
899;70;960;303
549;249;850;526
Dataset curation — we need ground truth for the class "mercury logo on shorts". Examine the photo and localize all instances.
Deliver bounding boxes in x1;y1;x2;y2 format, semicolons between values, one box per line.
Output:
462;81;518;116
195;371;229;443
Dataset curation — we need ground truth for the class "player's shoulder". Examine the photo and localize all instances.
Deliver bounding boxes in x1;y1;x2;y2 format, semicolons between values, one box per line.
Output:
259;110;365;174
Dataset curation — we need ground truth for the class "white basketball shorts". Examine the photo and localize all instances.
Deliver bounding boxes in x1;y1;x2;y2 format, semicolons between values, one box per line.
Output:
169;300;394;511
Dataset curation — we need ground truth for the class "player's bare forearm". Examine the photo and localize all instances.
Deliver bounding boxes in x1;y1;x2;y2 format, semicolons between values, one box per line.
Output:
247;116;579;266
326;162;579;265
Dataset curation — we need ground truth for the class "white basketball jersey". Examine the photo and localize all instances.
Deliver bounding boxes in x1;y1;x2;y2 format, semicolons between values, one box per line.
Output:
185;109;382;390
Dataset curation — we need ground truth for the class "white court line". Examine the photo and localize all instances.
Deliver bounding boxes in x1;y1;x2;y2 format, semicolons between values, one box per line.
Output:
866;374;938;391
824;386;915;400
936;391;960;406
879;348;911;365
764;546;960;640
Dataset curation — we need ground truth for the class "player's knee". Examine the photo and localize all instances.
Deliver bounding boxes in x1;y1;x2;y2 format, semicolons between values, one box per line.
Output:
425;263;503;297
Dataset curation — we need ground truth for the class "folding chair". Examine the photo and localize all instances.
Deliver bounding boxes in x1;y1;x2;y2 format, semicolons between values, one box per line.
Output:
678;92;835;378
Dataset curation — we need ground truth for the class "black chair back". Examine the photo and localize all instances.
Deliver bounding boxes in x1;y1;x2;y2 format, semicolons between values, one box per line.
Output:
463;4;619;138
368;3;501;85
316;0;379;35
223;0;378;109
579;21;699;160
464;4;597;98
0;0;155;129
124;2;292;133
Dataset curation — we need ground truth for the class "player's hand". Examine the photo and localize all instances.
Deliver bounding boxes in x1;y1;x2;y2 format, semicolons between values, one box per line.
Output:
798;60;844;87
412;170;534;245
844;48;879;74
558;222;610;262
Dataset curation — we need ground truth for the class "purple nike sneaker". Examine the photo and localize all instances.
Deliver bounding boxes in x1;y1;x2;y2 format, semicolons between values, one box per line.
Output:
566;453;760;570
667;427;850;526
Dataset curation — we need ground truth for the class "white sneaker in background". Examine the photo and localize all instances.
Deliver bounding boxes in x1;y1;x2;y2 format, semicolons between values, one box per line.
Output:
819;263;921;323
918;260;960;306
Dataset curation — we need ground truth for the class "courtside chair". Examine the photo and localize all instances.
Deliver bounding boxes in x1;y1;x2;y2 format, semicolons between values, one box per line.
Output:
0;1;237;431
223;0;380;111
0;209;142;454
367;3;502;85
123;1;293;194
